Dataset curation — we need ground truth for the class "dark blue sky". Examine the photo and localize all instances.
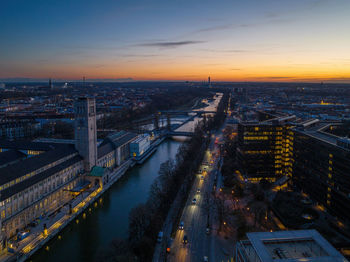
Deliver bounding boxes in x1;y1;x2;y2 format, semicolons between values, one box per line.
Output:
1;0;350;82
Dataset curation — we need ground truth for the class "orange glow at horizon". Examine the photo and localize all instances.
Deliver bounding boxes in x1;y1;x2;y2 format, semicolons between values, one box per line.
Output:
12;61;350;83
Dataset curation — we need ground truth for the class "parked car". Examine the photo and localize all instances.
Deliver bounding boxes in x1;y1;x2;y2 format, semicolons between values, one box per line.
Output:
192;198;197;205
17;231;29;241
197;188;201;193
157;231;163;243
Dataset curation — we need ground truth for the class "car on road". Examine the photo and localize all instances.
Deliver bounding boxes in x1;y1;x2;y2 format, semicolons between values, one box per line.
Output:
206;227;210;234
192;198;197;205
179;221;184;230
197;188;200;193
157;231;163;243
204;256;209;262
183;235;188;244
200;175;204;180
166;239;173;253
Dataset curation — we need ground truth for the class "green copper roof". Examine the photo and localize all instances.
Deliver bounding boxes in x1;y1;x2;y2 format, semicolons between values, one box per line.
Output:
89;166;106;177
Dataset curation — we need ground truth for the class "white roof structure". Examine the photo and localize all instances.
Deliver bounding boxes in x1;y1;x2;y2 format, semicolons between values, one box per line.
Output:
240;230;348;262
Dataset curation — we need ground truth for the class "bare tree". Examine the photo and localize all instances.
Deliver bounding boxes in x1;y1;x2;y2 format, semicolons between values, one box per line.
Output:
214;193;231;232
202;192;214;227
129;204;150;244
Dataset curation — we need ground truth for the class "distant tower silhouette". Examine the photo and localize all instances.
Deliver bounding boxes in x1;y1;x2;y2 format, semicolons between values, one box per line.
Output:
83;76;86;87
49;78;53;89
208;76;212;88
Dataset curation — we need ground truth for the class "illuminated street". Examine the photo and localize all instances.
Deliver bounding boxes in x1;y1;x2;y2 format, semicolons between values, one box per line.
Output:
168;120;234;262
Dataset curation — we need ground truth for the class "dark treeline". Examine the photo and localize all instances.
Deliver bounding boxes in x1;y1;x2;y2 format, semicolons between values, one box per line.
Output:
98;87;214;130
95;91;229;262
35;121;74;139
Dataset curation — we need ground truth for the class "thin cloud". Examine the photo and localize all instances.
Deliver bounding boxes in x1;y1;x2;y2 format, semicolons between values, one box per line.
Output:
136;41;205;48
196;24;234;33
120;54;160;58
192;18;294;35
201;49;250;53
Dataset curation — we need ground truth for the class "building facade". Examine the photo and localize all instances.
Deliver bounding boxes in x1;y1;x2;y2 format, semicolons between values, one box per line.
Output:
293;123;350;224
0;119;40;140
130;134;150;158
237;117;294;182
0;142;84;244
0;97;143;251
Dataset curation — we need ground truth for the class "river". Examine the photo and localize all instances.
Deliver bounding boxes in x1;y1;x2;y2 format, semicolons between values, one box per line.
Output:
30;139;182;262
30;93;222;262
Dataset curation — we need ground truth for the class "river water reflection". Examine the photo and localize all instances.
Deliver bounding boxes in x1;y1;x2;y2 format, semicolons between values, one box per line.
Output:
31;139;182;262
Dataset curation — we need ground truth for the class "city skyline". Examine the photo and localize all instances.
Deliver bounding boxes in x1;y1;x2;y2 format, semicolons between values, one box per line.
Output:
1;0;350;82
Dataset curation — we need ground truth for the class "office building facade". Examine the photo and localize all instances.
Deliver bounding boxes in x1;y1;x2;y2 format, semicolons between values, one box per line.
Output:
237;117;294;182
293;123;350;224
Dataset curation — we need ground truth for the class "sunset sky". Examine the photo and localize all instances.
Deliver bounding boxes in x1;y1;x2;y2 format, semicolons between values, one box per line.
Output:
1;0;350;82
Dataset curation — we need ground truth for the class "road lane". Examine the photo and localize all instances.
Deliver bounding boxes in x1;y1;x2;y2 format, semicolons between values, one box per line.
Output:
168;133;221;262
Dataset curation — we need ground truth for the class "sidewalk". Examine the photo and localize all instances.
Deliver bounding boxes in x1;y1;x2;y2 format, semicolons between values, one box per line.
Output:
152;181;186;262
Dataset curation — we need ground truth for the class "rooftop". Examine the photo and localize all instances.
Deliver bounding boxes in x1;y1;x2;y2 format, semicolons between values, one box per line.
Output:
0;144;77;185
0;149;27;168
238;230;348;262
0;154;82;202
89;166;106;177
294;121;349;151
0;140;57;151
102;131;138;148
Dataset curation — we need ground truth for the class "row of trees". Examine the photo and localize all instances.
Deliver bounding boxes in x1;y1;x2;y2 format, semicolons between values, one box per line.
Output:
95;90;229;262
95;124;209;262
98;87;214;130
35;121;74;139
